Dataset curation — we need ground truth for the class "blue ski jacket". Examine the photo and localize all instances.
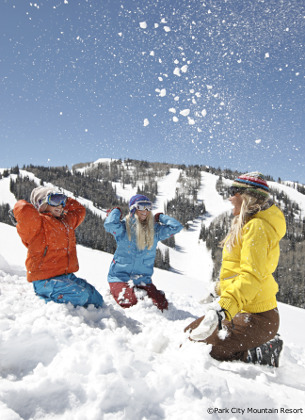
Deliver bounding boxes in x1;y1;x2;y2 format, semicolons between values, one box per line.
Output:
104;209;183;285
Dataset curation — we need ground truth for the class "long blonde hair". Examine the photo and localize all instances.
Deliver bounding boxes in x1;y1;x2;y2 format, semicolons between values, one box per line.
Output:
125;212;155;250
221;193;270;251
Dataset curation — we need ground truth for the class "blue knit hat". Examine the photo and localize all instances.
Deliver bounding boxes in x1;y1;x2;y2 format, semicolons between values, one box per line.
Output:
129;194;151;215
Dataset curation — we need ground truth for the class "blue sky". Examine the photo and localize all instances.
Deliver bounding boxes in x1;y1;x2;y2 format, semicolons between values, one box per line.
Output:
1;0;304;183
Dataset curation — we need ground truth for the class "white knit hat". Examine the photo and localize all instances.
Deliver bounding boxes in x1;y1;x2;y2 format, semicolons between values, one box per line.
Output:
30;186;57;211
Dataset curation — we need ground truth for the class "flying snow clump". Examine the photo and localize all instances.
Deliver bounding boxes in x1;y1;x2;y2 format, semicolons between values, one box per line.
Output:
180;109;190;117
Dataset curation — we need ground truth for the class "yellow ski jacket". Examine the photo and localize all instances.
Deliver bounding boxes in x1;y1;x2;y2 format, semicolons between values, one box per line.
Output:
218;204;286;318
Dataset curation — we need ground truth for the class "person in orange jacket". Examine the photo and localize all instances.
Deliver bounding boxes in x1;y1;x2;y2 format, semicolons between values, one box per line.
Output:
13;186;104;308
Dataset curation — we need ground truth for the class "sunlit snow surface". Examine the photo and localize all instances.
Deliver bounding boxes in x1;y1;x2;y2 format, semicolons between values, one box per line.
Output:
1;170;305;419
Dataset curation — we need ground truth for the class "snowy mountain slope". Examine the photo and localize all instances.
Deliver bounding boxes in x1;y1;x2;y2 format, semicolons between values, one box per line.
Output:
269;180;305;215
1;163;305;419
0;176;17;208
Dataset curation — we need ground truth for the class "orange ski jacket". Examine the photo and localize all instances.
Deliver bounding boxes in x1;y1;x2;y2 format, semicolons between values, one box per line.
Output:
13;198;86;282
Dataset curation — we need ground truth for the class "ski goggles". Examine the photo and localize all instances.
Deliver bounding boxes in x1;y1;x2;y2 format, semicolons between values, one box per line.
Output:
46;193;67;207
131;201;153;211
228;186;244;196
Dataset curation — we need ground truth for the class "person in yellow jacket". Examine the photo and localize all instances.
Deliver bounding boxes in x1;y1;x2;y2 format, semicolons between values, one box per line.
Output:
185;172;286;367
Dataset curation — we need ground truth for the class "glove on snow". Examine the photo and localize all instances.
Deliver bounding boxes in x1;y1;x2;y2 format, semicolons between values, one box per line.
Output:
199;292;216;305
189;302;225;341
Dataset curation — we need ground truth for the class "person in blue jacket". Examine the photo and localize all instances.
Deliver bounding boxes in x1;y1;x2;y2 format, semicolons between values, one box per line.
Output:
104;194;183;310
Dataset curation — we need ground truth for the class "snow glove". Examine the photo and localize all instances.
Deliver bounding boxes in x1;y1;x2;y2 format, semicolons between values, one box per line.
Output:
199;292;216;305
198;282;220;304
154;212;163;223
106;207;122;218
187;302;226;341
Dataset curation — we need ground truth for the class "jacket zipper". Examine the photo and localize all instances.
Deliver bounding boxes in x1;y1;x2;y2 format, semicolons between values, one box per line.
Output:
62;219;70;274
37;246;48;270
223;274;238;281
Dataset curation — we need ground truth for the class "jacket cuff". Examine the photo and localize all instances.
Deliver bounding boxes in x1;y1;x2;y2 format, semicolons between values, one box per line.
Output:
218;297;239;319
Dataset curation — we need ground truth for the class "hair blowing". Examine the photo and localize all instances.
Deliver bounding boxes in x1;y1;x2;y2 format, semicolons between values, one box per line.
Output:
221;193;270;252
125;212;155;250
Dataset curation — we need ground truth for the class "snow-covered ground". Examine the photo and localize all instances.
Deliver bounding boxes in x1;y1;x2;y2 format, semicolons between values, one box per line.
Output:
1;168;305;419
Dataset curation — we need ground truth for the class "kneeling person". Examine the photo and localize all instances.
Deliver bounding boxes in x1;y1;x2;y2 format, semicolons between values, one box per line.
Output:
104;194;183;310
13;186;104;308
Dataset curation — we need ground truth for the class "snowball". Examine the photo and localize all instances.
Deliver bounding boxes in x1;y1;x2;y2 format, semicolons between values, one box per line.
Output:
139;22;147;29
143;118;149;126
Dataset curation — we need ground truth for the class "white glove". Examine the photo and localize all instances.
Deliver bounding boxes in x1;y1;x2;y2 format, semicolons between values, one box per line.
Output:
199;293;215;305
198;282;219;304
189;302;225;341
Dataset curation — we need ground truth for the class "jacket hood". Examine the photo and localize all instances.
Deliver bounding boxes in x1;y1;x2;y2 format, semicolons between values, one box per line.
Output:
254;204;286;240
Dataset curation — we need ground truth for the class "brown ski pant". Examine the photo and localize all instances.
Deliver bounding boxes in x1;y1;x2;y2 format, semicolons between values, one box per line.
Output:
185;308;279;362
